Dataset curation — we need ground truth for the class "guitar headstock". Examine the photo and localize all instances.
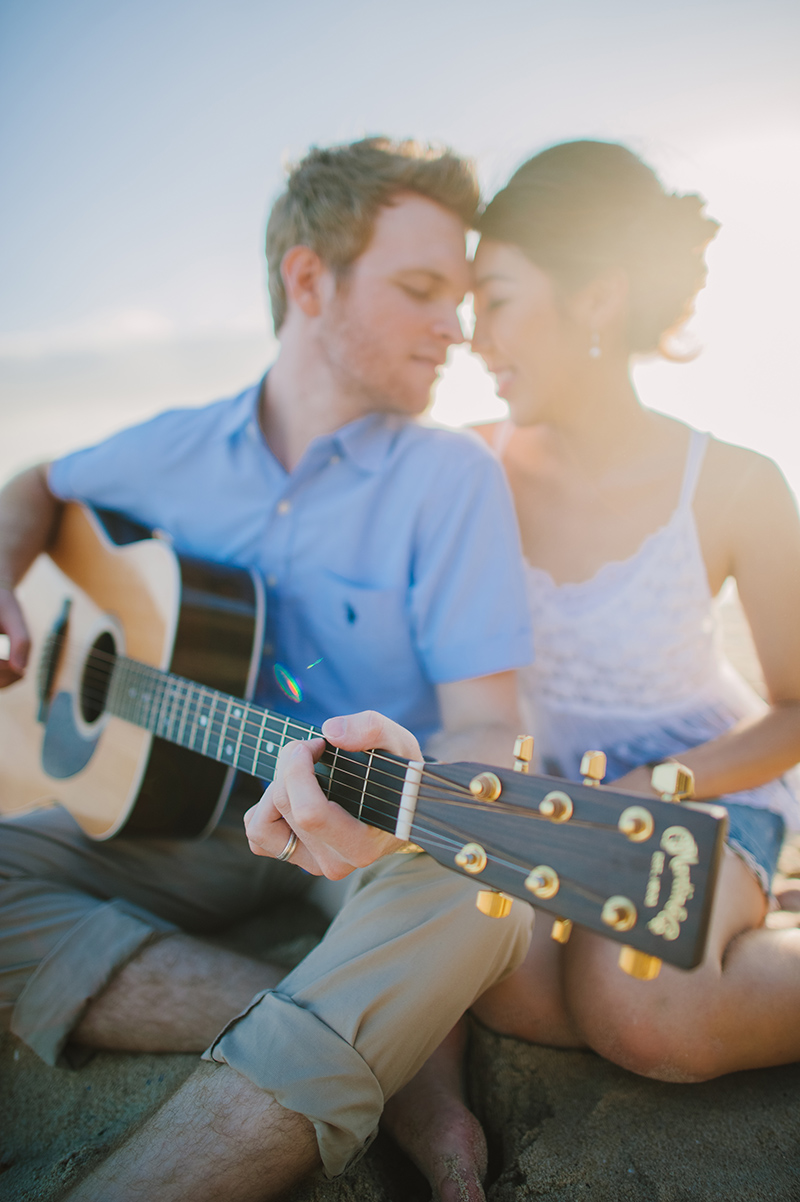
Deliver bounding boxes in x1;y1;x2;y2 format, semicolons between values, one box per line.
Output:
409;760;727;971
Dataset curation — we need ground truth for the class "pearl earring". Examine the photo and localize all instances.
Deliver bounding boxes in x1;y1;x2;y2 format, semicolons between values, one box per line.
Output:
589;331;602;360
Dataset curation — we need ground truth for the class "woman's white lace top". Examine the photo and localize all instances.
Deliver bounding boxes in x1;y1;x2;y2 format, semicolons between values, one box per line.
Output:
516;428;800;827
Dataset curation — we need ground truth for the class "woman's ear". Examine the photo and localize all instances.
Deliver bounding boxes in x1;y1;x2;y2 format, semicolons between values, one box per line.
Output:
280;245;329;319
571;267;630;333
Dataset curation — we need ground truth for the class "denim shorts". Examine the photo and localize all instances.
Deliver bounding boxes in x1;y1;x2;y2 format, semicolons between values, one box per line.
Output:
716;801;785;894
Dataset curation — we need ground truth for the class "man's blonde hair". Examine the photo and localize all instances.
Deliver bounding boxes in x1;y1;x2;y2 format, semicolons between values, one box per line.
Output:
265;137;479;331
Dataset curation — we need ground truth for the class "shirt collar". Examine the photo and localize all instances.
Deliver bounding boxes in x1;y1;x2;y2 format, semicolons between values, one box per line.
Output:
330;412;407;474
218;379;264;437
222;376;409;474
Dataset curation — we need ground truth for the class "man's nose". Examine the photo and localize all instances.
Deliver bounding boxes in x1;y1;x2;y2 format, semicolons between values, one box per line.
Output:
433;303;466;346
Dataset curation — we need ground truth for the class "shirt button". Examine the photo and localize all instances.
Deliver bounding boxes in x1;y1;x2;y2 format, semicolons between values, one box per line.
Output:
266;574;277;588
276;500;291;516
329;454;340;465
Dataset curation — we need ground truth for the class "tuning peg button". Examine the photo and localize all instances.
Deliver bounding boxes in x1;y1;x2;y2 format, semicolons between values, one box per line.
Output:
476;890;514;918
618;946;662;981
513;734;534;774
650;761;695;802
581;750;607;786
551;917;573;944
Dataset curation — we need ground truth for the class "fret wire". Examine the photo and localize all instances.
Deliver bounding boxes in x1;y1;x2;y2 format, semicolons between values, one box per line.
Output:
217;697;235;763
201;692;218;756
254;707;269;774
327;745;340;800
187;682;204;751
231;700;247;768
175;677;194;747
358;749;374;821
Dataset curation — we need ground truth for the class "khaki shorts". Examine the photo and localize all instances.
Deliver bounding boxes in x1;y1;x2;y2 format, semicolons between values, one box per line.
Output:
0;790;533;1176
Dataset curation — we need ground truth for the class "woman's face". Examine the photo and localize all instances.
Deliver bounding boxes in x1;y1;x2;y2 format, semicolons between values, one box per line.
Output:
471;239;584;425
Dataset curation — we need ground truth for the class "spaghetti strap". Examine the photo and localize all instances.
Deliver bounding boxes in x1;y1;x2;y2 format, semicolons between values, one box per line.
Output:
678;430;710;509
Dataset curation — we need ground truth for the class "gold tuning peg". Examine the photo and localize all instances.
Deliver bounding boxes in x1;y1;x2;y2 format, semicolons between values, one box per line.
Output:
513;734;534;774
476;890;514;918
550;917;573;944
581;750;607;787
618;946;662;981
650;761;695;802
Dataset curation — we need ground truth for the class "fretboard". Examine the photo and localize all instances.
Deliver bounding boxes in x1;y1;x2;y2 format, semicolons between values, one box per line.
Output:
107;656;409;834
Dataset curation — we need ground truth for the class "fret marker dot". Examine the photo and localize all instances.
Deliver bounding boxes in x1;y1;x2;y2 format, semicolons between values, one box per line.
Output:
266;742;275;753
233;708;241;718
143;693;151;702
128;688;137;698
200;716;208;726
226;744;234;755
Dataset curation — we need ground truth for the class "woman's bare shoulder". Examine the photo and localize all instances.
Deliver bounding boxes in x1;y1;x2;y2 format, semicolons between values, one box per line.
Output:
703;436;791;501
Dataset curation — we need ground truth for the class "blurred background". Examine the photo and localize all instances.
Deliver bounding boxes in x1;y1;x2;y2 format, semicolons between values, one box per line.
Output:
1;0;799;493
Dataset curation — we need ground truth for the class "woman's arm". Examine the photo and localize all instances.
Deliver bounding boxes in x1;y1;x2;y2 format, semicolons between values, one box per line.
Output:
618;448;800;800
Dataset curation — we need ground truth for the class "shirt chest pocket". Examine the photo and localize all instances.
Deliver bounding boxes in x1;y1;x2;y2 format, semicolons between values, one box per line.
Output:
294;571;417;674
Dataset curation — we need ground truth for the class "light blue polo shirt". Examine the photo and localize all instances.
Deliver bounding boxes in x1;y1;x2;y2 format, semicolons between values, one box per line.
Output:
49;381;533;742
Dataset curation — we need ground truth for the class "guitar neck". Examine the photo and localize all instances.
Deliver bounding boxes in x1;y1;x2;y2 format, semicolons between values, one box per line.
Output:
108;656;409;834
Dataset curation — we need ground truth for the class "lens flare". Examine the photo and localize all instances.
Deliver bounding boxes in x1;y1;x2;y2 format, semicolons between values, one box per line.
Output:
274;663;303;703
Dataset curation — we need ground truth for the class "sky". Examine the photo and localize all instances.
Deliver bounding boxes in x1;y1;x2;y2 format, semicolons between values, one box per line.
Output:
1;0;799;489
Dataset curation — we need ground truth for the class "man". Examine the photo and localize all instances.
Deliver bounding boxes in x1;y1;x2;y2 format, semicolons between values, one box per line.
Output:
0;138;534;1198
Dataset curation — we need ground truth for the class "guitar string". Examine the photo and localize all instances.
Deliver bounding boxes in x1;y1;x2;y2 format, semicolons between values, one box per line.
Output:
45;647;530;841
37;661;664;935
44;645;633;838
53;644;504;798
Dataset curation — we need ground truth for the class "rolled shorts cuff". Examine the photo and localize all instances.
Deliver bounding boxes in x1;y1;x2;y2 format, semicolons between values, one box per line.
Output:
11;899;177;1065
203;989;384;1178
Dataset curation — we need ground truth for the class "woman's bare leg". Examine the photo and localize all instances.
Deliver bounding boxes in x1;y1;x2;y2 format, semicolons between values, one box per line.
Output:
564;849;800;1081
383;915;583;1201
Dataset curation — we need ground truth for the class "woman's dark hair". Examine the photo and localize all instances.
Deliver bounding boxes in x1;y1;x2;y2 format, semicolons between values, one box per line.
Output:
478;140;720;357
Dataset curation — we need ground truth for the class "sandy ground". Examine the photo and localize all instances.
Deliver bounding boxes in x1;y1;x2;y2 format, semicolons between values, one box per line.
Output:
3;1011;800;1202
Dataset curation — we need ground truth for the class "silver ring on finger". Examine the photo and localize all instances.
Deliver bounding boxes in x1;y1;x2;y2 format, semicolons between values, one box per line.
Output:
276;830;299;863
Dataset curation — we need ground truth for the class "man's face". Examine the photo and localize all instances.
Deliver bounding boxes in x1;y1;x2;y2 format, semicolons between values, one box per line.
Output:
318;193;470;416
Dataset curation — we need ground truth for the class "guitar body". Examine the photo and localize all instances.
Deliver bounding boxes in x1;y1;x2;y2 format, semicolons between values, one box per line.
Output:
0;504;265;839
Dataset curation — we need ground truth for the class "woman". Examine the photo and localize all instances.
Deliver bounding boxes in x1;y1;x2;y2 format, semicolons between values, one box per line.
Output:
384;140;800;1202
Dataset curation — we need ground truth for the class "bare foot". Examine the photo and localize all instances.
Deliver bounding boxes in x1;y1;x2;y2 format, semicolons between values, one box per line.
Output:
383;1022;487;1202
384;1090;487;1202
773;877;800;912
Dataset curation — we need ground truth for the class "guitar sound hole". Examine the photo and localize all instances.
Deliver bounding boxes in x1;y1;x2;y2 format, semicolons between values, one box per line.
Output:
80;632;117;724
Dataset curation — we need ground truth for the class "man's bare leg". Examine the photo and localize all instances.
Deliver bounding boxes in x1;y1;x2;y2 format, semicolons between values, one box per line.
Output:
64;1062;320;1202
72;934;285;1052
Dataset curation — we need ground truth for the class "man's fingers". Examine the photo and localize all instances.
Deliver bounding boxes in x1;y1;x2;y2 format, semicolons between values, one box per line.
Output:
0;591;30;678
321;710;422;761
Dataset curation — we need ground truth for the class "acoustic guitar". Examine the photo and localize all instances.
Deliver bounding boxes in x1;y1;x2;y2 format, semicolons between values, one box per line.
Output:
0;503;727;972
